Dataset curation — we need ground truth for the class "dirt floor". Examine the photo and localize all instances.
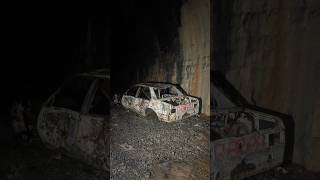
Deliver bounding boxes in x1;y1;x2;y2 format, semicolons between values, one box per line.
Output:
110;104;210;180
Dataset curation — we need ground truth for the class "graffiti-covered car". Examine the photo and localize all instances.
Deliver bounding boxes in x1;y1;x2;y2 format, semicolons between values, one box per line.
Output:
211;71;286;180
121;83;200;122
37;69;110;171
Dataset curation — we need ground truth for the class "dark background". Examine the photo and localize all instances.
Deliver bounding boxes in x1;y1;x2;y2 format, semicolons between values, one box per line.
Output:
1;0;183;123
2;1;110;124
110;0;182;94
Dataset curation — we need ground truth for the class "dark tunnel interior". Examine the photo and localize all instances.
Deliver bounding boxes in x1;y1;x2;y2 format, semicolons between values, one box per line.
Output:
110;0;183;94
2;1;110;119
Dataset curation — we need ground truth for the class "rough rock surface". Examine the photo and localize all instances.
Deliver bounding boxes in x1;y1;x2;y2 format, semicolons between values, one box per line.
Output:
110;105;209;179
213;0;320;170
214;0;320;171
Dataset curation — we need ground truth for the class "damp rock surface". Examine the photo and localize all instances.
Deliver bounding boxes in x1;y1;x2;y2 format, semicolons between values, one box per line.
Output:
110;105;210;180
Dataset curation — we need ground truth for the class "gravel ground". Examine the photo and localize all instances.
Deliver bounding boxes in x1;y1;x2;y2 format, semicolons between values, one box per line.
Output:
110;104;210;180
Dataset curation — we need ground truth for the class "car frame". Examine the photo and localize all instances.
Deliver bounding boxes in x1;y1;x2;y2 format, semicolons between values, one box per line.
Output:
121;83;200;122
37;69;110;171
211;71;286;180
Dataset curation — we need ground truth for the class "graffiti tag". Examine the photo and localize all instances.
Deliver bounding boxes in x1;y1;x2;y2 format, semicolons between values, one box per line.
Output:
214;134;267;160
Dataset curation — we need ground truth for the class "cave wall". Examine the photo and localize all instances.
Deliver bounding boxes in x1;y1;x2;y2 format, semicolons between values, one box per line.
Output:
135;0;210;115
179;0;210;116
214;0;320;171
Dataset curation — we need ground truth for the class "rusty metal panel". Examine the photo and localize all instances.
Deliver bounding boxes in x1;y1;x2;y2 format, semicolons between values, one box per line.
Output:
211;108;285;180
37;70;110;172
38;107;108;171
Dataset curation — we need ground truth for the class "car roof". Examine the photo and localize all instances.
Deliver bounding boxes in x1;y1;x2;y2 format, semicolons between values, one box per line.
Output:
135;83;174;89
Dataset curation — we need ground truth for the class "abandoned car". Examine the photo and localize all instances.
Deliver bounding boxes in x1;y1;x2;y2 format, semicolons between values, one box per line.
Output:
37;69;110;171
121;83;200;122
211;71;286;180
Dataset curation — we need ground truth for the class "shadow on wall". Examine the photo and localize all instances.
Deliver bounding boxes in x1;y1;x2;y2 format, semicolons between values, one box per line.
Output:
210;70;249;109
212;0;235;73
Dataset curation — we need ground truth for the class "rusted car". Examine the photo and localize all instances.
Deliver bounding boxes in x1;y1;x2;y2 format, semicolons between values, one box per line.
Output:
211;71;286;180
121;83;200;122
37;69;110;171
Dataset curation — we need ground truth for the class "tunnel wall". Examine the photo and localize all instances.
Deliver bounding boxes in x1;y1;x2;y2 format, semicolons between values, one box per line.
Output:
136;0;210;116
179;0;210;116
214;0;320;171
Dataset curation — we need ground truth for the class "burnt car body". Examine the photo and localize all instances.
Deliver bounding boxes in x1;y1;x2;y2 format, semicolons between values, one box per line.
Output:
37;69;110;171
211;71;286;180
121;83;200;122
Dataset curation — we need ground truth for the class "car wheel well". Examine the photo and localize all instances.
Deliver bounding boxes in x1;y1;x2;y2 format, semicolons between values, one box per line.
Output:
145;108;154;115
145;108;158;121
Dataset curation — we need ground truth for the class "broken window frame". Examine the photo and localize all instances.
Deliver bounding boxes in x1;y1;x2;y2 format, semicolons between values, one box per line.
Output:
137;86;151;100
212;108;257;140
46;76;97;114
87;79;110;116
125;86;139;97
258;119;276;130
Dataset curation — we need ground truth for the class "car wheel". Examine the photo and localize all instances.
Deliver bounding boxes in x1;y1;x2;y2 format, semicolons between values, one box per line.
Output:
146;110;158;121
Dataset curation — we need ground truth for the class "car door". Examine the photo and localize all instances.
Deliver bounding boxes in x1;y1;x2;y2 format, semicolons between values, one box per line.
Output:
75;78;109;171
134;86;151;115
37;76;94;151
121;86;139;110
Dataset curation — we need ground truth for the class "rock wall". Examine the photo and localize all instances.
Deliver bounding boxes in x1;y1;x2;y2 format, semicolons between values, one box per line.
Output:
214;0;320;171
179;0;210;116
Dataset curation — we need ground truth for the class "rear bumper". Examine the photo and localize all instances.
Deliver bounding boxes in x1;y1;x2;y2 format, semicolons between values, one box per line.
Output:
165;104;200;122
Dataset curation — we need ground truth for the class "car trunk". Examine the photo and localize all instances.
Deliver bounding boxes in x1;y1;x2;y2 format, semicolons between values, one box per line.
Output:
161;96;199;121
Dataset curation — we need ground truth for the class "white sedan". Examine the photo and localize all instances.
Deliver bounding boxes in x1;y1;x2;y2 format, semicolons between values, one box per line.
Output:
121;83;200;122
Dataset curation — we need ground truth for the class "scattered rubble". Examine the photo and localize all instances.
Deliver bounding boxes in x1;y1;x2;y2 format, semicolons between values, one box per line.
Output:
113;94;120;104
110;105;209;179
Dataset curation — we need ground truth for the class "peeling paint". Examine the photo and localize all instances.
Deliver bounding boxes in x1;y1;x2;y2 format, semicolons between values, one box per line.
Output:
211;71;286;179
37;69;110;171
121;83;200;122
211;108;286;180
